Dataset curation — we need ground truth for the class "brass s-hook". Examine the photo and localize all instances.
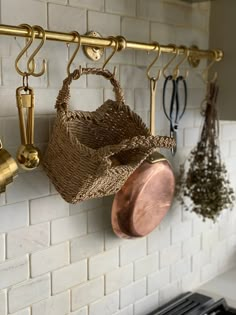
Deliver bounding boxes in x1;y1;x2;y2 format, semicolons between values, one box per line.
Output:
15;24;35;76
102;36;119;75
173;45;190;80
27;25;47;77
146;42;162;81
201;50;218;83
163;44;179;79
67;31;81;76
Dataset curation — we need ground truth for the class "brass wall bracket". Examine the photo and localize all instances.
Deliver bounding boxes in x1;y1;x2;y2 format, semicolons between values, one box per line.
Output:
83;31;104;61
188;45;201;68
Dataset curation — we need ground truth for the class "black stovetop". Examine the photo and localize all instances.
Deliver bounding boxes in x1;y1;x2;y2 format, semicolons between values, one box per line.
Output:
147;292;236;315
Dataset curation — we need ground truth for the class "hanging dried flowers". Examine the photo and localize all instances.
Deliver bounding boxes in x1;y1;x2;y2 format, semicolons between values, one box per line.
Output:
176;82;235;221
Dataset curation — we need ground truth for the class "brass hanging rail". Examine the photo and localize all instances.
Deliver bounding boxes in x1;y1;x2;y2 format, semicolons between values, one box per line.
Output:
0;23;223;62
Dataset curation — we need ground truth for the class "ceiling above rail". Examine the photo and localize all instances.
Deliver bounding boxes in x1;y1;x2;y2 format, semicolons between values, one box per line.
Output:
0;23;223;67
180;0;215;2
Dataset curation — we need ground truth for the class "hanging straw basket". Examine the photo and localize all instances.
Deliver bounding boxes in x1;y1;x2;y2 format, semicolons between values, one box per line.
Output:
43;67;175;203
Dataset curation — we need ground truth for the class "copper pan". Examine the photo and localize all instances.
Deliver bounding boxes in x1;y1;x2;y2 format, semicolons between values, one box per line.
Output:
111;78;175;239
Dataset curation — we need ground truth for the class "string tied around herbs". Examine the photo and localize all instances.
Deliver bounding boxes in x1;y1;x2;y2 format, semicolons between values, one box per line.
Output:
176;82;235;221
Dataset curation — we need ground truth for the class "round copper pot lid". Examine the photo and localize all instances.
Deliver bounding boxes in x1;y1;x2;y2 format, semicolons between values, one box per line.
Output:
111;159;175;239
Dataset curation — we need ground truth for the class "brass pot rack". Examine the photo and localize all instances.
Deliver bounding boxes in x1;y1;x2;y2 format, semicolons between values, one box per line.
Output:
0;24;223;64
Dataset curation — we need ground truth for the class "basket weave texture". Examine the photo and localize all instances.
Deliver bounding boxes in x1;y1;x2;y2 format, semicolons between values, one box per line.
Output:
43;67;175;203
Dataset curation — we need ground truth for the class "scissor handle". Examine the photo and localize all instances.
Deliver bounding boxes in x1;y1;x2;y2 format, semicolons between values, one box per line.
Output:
175;75;187;122
163;75;188;156
162;75;176;129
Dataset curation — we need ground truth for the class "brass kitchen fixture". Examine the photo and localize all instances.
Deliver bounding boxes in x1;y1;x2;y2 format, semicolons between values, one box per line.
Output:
16;78;40;170
101;36;119;76
83;31;104;61
26;25;47;77
0;23;223;169
146;42;162;135
0;140;18;193
146;41;162;81
14;24;36;77
201;50;219;83
0;22;223;207
15;24;47;77
0;23;223;66
67;31;81;76
162;44;191;80
172;45;190;80
162;44;179;78
15;24;44;170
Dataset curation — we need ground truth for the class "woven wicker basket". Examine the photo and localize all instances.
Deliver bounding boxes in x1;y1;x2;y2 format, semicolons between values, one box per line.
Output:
43;67;175;203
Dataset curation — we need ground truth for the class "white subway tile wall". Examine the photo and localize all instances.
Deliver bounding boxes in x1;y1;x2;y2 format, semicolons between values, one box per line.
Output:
69;308;88;315
0;255;29;290
134;292;159;315
114;305;133;315
0;234;5;262
0;1;235;315
147;267;170;295
31;291;70;315
10;308;31;315
71;277;104;310
120;279;146;309
89;248;119;279
52;259;87;294
105;264;134;294
0;290;7;315
7;222;50;259
89;291;119;315
30;242;69;277
8;274;50;313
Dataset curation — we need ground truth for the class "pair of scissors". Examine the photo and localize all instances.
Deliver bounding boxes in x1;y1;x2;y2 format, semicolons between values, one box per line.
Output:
162;75;187;155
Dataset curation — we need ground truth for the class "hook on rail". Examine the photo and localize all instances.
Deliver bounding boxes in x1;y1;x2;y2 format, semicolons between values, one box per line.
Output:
173;45;190;80
146;41;162;82
201;50;219;84
102;36;119;76
15;24;47;77
67;31;81;76
162;44;179;79
27;25;47;77
15;24;35;77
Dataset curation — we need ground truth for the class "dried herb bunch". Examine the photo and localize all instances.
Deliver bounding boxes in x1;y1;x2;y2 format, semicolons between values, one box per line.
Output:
176;82;235;221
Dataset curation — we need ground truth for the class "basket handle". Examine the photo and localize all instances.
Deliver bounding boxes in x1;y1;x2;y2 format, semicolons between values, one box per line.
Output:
97;135;176;160
55;67;125;111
